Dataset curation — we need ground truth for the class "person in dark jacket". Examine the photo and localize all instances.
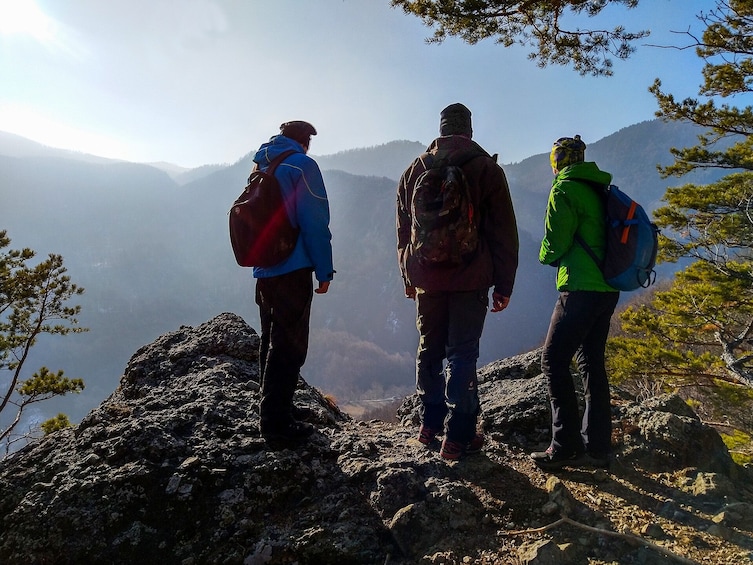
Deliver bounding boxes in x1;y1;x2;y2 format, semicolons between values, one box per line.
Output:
531;135;619;470
396;103;519;460
252;120;334;446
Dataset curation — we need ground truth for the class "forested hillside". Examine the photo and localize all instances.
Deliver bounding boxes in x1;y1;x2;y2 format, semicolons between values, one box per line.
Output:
0;119;726;427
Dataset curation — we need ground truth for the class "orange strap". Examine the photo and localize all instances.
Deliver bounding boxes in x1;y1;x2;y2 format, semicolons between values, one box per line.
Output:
621;201;637;244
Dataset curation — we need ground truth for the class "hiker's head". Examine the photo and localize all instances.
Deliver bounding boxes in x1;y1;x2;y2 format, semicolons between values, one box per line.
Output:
439;103;472;138
280;120;317;151
550;135;586;173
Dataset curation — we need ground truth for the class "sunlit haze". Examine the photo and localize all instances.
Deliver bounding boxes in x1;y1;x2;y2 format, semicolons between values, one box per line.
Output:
0;0;709;168
0;0;52;38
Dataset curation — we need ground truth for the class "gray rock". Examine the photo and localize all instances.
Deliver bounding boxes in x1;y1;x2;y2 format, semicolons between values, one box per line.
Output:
517;539;565;565
0;314;747;565
691;472;737;499
618;393;735;474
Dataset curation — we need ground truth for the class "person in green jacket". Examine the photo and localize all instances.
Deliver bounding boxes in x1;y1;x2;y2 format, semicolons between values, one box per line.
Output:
531;135;619;470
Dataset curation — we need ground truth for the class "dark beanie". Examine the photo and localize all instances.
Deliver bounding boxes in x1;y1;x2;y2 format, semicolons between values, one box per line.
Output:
439;103;472;136
280;120;317;146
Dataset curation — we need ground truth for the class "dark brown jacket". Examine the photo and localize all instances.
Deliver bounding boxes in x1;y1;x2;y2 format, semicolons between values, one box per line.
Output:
396;135;519;296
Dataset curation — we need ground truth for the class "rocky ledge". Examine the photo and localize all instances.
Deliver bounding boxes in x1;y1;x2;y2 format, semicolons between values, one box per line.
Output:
1;313;752;564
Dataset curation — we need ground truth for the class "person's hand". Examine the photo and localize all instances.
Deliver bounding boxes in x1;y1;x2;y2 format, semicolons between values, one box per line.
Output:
405;285;416;300
315;281;330;294
491;292;509;312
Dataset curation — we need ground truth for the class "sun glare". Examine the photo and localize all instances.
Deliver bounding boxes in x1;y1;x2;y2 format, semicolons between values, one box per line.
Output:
0;104;133;161
0;0;55;43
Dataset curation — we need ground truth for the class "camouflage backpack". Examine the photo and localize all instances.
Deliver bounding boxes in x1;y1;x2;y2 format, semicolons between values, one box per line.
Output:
410;150;484;266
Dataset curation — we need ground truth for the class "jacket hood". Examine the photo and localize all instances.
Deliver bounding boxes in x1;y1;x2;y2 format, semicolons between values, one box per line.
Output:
426;135;487;158
253;135;304;167
557;161;612;185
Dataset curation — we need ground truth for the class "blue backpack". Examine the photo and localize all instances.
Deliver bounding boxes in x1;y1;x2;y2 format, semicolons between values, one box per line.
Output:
574;181;659;291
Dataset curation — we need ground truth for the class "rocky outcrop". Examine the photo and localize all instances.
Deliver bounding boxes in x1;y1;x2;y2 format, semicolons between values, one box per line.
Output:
0;313;751;565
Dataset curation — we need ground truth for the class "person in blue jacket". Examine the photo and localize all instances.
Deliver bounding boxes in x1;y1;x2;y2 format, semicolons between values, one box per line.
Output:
251;120;334;446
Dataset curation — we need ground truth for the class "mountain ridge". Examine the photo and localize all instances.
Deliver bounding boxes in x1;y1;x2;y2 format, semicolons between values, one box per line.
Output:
0;119;728;433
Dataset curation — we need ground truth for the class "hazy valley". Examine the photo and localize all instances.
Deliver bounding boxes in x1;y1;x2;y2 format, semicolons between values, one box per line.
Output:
0;121;727;427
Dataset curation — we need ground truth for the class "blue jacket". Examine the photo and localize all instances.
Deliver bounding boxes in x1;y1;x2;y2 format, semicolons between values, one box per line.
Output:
251;135;334;283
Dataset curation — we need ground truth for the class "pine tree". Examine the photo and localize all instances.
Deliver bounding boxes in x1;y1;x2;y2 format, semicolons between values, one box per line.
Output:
390;0;646;76
0;230;86;455
610;2;753;440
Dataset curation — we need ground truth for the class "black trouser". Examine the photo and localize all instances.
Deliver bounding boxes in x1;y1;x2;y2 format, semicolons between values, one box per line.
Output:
255;268;313;433
541;290;619;456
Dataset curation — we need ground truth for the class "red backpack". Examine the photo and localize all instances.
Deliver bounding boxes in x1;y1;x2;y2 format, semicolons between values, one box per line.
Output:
229;150;298;267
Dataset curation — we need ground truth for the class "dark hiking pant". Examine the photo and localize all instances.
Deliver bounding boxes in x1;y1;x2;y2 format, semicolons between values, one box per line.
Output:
541;290;619;456
415;288;488;444
255;268;313;433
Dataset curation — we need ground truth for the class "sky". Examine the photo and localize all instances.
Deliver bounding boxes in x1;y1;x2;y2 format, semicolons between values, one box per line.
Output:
0;0;710;169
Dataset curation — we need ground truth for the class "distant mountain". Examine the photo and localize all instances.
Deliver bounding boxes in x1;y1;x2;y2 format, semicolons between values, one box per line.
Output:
170;163;228;185
504;119;729;237
313;140;426;180
0;131;119;164
145;161;190;177
0;120;728;428
0;130;227;185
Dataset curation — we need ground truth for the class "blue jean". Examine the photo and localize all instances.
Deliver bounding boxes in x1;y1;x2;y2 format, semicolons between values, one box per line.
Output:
415;288;488;444
541;290;619;456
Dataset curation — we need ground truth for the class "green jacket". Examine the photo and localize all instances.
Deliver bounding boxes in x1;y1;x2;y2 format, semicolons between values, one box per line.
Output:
539;161;616;292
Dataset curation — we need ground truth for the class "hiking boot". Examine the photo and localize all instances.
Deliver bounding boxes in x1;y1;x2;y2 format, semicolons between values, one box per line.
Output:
292;405;314;421
417;425;439;446
439;439;464;460
530;446;584;470
465;433;485;454
440;434;484;460
262;421;314;447
581;451;611;470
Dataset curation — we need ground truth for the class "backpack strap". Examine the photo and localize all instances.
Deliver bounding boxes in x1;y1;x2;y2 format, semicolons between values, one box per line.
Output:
248;149;297;184
573;232;604;269
569;177;609;270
